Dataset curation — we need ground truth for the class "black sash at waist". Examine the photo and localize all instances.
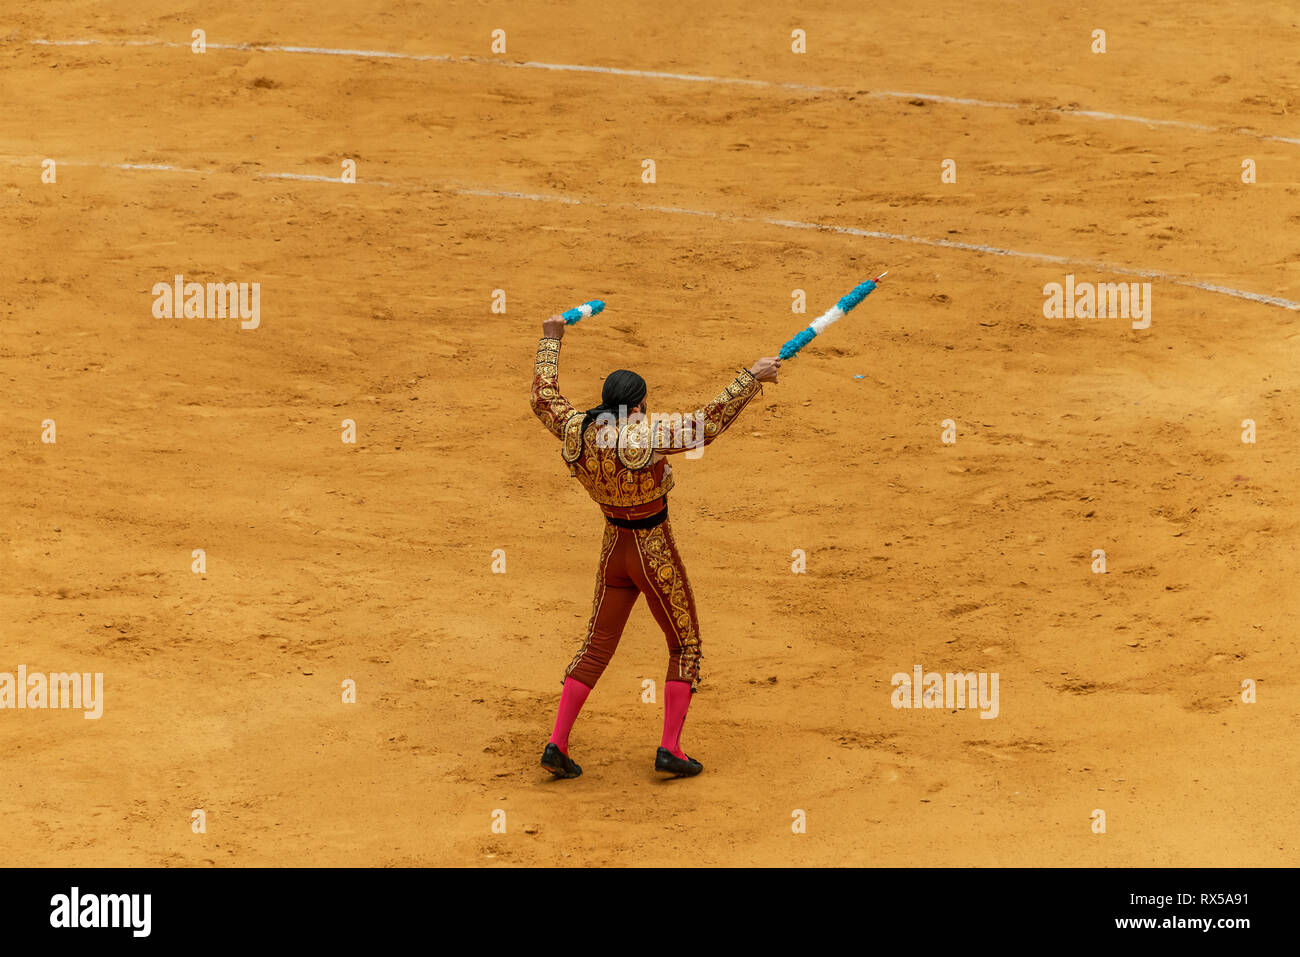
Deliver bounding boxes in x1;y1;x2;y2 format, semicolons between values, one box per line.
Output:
605;503;668;530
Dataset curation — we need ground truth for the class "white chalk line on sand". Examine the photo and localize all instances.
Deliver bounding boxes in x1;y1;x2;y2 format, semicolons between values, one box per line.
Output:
26;37;1300;146
6;155;1295;310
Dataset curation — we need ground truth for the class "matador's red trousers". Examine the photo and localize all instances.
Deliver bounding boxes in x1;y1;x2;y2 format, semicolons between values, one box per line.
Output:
565;518;703;692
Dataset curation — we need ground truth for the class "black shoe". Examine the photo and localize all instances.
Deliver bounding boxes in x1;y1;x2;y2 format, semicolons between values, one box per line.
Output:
655;747;703;777
541;742;582;779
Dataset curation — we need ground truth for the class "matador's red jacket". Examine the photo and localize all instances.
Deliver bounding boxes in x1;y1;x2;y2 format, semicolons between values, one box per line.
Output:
530;336;763;521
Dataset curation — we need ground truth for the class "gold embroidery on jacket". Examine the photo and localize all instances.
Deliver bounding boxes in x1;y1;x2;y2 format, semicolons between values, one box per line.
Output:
533;346;759;508
530;337;574;439
561;422;674;507
561;411;585;464
616;419;654;470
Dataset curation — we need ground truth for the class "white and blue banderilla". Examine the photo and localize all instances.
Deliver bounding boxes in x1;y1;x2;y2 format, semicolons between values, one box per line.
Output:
561;300;606;325
778;272;887;360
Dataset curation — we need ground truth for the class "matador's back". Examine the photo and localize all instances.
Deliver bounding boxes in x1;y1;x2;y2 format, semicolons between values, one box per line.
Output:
530;335;762;522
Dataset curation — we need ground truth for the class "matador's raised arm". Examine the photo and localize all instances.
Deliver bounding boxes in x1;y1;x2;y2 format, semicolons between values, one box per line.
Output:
645;369;763;457
530;335;577;440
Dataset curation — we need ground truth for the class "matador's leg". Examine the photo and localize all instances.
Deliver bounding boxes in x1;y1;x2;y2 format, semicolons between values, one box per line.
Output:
564;525;639;690
629;521;703;691
629;521;704;775
545;526;638;776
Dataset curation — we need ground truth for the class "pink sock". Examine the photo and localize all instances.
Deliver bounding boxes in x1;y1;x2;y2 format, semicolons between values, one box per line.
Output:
548;677;592;755
661;680;692;759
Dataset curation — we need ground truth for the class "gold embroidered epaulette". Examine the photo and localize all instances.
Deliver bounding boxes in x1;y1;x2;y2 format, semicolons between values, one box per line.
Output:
561;411;586;464
616;418;654;470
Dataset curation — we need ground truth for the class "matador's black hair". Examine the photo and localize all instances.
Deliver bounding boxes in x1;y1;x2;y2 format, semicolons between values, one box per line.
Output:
578;369;647;457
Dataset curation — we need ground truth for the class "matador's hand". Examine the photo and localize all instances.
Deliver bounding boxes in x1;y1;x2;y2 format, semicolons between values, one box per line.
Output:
542;315;566;340
749;356;781;383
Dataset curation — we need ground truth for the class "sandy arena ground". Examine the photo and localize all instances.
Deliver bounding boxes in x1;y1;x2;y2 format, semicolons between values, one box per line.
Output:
2;1;1299;866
